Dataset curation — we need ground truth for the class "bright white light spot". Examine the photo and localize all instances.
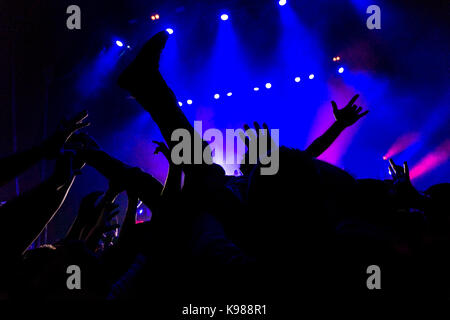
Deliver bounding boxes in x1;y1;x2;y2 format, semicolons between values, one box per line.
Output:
227;92;232;96
309;74;315;80
279;0;287;6
115;40;124;47
295;77;301;83
265;83;272;89
254;87;259;91
214;94;220;99
187;99;193;105
338;67;344;73
166;28;174;34
178;101;183;107
221;14;229;21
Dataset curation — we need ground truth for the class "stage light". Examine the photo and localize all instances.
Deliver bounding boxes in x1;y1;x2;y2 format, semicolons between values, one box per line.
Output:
187;99;193;105
115;40;124;47
126;45;131;49
333;57;336;61
227;92;232;96
166;28;174;34
221;14;229;21
155;14;160;19
383;156;387;160
214;93;220;99
254;87;259;91
151;15;156;21
295;77;301;83
336;56;340;61
309;74;314;79
138;209;144;214
265;82;272;89
383;132;421;159
178;101;183;107
338;67;344;73
279;0;287;6
410;140;450;180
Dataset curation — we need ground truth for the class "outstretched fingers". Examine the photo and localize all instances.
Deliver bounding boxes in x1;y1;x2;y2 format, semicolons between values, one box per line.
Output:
389;159;398;177
403;161;410;179
346;94;360;108
331;101;338;114
357;110;369;119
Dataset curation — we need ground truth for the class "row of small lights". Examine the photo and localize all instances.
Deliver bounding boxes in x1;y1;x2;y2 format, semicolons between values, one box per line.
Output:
177;58;344;107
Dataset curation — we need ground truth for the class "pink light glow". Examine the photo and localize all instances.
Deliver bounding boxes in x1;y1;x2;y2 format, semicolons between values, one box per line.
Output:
383;132;420;159
410;139;450;180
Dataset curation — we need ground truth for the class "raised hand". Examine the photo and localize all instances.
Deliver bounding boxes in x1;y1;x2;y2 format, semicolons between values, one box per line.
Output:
332;94;369;128
42;110;90;158
388;158;410;183
239;122;276;175
66;132;101;154
387;158;424;209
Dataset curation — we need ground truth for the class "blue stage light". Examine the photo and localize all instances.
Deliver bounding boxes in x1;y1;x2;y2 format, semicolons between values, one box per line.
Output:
221;14;229;21
227;92;232;96
178;101;183;107
265;83;272;89
166;28;174;35
254;87;260;92
279;0;287;6
115;40;124;47
338;67;344;73
295;77;301;83
309;74;315;79
187;99;193;105
214;93;220;99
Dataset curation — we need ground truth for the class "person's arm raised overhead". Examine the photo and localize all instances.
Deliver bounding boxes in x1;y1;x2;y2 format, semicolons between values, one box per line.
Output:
70;133;164;213
388;158;426;209
0;110;89;187
305;94;369;158
239;122;277;176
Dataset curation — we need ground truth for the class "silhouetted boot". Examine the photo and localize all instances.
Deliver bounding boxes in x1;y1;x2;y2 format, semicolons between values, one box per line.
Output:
118;30;169;95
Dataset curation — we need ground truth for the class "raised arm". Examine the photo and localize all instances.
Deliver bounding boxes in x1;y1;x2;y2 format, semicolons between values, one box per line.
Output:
70;133;164;213
305;94;368;158
0;110;89;187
